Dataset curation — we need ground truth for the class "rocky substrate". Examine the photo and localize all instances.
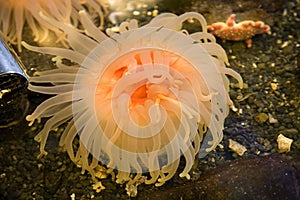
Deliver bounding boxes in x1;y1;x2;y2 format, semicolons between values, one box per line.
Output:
0;0;299;199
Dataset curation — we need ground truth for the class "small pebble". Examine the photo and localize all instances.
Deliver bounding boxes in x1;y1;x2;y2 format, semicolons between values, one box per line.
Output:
277;134;293;153
255;113;269;124
268;113;278;123
228;139;247;156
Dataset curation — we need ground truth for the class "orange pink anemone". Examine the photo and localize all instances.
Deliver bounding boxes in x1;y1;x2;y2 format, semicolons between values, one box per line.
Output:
0;0;108;52
23;11;243;190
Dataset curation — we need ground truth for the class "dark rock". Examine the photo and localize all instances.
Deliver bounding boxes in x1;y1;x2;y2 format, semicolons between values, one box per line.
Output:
142;155;300;200
45;171;62;194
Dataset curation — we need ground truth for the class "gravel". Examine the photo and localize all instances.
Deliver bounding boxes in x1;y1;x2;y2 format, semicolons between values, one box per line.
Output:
0;0;299;199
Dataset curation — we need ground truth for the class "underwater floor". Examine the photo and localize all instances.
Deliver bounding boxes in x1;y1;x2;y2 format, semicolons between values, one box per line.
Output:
0;0;299;199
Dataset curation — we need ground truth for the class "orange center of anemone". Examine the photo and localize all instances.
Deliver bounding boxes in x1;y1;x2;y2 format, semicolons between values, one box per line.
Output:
130;85;148;105
94;49;200;153
98;49;187;111
112;66;153;106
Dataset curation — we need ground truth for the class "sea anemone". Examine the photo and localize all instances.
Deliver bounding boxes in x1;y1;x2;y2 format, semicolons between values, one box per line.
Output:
23;11;243;189
0;0;108;52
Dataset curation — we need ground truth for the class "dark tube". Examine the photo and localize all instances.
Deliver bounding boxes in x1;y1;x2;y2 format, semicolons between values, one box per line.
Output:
0;37;29;128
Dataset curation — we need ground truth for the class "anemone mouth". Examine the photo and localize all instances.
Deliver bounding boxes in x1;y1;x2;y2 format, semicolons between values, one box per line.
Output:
72;26;227;173
98;48;199;151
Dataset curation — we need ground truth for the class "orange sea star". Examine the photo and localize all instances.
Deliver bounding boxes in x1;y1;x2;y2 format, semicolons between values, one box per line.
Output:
207;14;271;48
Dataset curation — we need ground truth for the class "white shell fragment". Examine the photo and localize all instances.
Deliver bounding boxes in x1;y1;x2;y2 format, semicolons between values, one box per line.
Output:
277;134;293;153
228;139;247;156
268;113;278;124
